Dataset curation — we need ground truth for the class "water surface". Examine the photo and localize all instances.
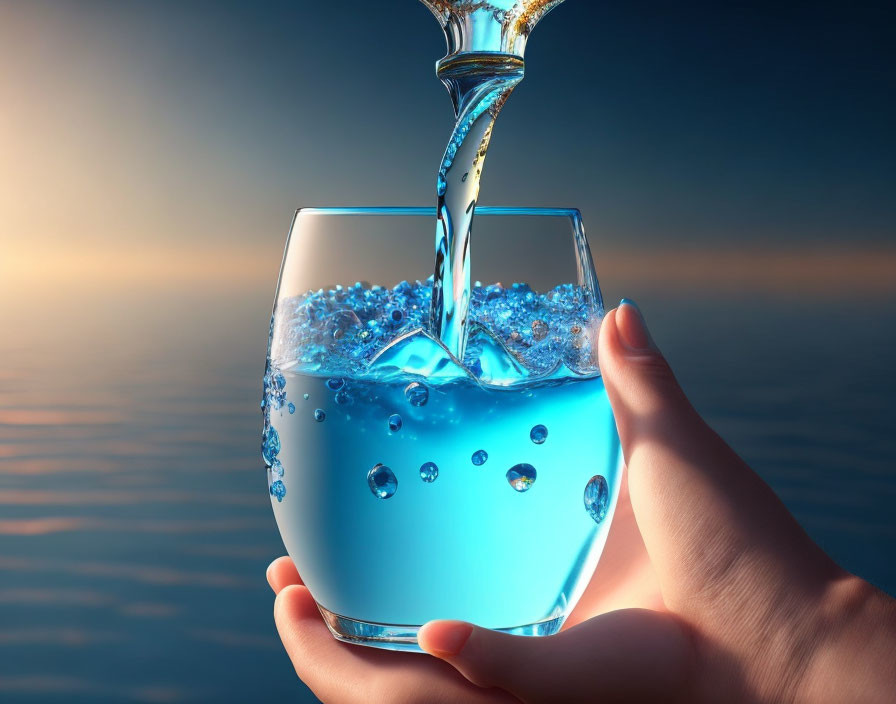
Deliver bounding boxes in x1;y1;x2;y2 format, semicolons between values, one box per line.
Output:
1;287;893;702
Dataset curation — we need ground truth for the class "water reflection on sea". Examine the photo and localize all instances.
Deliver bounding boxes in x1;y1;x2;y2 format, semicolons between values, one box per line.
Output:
0;284;893;702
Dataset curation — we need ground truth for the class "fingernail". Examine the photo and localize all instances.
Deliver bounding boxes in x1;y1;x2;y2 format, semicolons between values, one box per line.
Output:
422;621;473;658
617;299;654;351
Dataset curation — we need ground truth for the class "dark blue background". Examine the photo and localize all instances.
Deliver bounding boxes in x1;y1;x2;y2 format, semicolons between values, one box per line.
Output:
0;1;893;702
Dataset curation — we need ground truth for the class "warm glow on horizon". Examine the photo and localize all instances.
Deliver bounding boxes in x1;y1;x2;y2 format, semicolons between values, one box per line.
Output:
2;1;893;329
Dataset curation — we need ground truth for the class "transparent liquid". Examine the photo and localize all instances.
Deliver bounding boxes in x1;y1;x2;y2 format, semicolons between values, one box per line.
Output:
424;0;566;358
269;370;621;628
429;53;523;359
263;280;618;636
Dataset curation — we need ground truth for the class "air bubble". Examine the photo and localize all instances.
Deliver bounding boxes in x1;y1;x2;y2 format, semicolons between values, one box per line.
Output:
419;462;439;483
327;378;345;391
368;464;397;499
287;402;296;414
314;409;326;422
584;475;610;524
326;309;362;340
506;463;536;492
404;382;429;407
530;424;548;444
335;390;352;406
531;320;549;341
388;414;402;432
261;426;280;464
471;449;488;466
270;458;284;478
270;480;286;502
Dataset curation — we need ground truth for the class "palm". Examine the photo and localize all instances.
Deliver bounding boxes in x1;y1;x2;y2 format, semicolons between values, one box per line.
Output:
267;475;669;704
267;305;888;704
565;471;663;626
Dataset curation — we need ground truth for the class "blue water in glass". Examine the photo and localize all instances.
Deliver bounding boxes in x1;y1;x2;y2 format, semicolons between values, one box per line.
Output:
269;370;621;630
264;279;621;641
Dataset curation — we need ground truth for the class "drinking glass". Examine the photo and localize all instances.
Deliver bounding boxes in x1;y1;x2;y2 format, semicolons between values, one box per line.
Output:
261;207;622;652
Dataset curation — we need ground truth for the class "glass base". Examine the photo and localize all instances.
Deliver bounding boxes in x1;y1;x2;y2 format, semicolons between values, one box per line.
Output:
317;604;565;653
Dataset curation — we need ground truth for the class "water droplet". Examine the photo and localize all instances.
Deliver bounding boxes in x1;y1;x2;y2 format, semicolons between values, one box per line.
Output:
314;409;326;422
404;382;429;407
335;389;352;406
419;462;439;483
303;393;310;400
270;458;284;478
327;378;345;391
471;450;488;466
261;426;280;464
390;309;404;323
506;463;536;492
388;414;402;432
530;424;548;444
531;319;549;341
584;475;610;524
270;480;286;502
326;309;362;339
368;464;397;499
287;402;296;414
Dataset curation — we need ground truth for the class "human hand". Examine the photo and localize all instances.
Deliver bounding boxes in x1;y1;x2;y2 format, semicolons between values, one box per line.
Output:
268;301;896;703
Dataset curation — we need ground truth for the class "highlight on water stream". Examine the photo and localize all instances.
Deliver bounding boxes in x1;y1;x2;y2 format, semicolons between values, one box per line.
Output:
422;0;567;359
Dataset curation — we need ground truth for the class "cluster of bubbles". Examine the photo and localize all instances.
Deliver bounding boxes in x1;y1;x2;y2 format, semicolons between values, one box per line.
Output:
359;420;610;523
261;361;314;501
269;278;602;381
261;362;287;502
261;335;612;523
262;367;287;411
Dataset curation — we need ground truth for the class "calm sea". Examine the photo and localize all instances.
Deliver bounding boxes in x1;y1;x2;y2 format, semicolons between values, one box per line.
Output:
1;284;894;703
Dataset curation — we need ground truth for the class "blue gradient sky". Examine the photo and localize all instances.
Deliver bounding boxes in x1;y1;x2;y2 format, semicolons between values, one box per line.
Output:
1;0;894;339
0;5;894;701
2;0;893;255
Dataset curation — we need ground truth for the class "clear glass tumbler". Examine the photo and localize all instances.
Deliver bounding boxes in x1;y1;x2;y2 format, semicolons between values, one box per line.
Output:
261;207;622;652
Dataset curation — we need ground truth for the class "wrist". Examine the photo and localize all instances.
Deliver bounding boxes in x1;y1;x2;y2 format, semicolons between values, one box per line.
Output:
797;575;896;703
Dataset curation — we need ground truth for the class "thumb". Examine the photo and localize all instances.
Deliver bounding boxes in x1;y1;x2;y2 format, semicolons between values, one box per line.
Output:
598;300;840;611
418;610;694;703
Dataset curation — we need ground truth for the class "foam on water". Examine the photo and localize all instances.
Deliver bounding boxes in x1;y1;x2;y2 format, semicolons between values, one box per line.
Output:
269;279;601;388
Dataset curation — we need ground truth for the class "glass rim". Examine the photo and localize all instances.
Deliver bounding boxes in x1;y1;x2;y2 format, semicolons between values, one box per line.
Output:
293;206;583;219
279;205;600;311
